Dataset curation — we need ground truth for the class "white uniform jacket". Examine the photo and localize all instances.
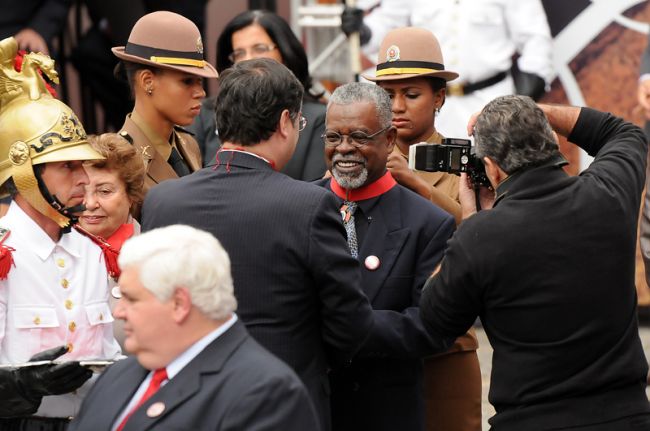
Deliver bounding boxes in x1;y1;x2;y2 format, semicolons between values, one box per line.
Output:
0;201;121;417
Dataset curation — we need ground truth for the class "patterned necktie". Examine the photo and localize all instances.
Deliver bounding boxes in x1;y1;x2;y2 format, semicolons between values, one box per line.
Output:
116;368;168;431
168;146;191;177
341;201;358;258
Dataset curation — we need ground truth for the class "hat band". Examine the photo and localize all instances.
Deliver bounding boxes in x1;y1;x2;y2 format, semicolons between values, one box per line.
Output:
125;42;205;67
150;56;206;68
376;60;444;76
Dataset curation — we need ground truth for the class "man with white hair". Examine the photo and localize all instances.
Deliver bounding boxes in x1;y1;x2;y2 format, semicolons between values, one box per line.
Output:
69;225;319;431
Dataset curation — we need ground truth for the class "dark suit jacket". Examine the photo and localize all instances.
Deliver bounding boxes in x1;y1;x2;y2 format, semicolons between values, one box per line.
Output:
141;151;374;431
317;178;455;431
187;97;327;180
69;320;320;431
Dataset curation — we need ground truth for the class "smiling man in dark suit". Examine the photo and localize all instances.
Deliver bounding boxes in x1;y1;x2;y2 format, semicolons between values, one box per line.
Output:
69;224;319;431
315;82;455;431
140;58;374;431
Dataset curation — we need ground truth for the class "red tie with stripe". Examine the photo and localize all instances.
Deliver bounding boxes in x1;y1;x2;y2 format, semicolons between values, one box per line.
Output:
116;368;168;431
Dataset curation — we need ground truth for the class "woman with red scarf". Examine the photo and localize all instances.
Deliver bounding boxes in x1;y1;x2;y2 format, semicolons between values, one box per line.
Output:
77;133;145;346
78;133;145;276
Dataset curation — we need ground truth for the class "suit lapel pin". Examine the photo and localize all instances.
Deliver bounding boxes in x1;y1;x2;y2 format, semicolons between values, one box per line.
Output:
111;286;122;299
364;255;380;271
146;401;166;417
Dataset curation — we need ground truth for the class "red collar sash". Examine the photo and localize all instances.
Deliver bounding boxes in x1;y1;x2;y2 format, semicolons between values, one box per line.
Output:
330;171;397;201
106;223;135;253
75;223;135;280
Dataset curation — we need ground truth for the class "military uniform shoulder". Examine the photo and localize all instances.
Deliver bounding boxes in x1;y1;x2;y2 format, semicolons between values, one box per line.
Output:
118;130;134;145
173;125;195;137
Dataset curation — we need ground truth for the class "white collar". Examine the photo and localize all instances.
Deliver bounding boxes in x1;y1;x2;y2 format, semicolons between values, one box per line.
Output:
3;201;84;260
165;313;238;380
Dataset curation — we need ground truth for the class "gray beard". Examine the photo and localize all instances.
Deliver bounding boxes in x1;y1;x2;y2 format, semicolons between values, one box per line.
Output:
332;166;368;189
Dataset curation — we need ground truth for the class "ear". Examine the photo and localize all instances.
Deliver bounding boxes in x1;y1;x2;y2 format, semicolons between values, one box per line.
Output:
136;69;156;93
385;126;397;153
170;287;193;324
435;87;446;110
483;156;508;188
277;109;293;139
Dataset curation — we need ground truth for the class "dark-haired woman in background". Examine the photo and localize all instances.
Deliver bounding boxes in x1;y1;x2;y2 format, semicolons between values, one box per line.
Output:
188;10;327;181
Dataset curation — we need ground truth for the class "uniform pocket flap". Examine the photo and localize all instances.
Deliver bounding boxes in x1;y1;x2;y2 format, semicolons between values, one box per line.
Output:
85;302;114;325
13;306;59;328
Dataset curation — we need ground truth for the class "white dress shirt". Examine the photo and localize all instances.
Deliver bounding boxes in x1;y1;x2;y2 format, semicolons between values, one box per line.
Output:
111;314;238;431
0;201;121;417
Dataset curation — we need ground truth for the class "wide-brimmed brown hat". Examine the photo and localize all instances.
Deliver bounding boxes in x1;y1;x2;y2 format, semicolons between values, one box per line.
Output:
112;11;218;79
364;27;458;82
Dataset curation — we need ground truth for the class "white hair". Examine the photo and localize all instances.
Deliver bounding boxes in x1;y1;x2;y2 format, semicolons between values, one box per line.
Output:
118;224;237;320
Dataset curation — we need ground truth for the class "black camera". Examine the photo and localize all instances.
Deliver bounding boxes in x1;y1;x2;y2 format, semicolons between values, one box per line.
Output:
407;138;491;188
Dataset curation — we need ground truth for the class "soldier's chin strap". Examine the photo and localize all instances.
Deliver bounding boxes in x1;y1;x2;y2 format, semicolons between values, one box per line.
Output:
34;169;85;233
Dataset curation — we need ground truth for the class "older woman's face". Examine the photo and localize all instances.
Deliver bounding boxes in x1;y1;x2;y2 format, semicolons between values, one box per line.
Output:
230;24;283;64
80;166;131;239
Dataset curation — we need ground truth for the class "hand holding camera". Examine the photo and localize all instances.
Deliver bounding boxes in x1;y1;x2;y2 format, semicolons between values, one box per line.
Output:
459;173;495;219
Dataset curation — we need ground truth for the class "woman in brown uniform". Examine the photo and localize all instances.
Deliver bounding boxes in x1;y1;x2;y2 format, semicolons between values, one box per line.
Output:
365;27;482;431
111;11;218;199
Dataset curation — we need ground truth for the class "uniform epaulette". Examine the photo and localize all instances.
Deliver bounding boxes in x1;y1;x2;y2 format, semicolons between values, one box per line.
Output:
0;227;15;279
118;130;134;145
173;125;195;136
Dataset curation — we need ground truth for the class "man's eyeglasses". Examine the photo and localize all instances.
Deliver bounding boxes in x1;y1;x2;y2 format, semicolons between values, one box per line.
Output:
321;125;391;148
228;44;277;63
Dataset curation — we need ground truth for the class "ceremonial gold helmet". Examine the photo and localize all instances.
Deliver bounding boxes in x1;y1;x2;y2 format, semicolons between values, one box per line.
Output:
0;37;104;227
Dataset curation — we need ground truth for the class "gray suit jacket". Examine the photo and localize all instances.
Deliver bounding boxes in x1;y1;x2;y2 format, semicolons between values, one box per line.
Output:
68;320;320;431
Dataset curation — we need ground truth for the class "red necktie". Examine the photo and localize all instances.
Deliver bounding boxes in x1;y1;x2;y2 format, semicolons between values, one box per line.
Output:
116;368;168;431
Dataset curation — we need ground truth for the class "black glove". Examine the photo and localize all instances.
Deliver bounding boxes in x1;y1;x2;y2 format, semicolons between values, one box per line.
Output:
0;369;39;417
341;6;372;45
513;70;546;101
15;345;93;398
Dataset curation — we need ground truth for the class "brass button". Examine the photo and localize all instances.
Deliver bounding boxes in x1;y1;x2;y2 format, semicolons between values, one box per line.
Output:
64;299;73;310
56;258;65;268
61;279;69;289
98;313;104;321
66;343;73;353
68;321;76;332
33;316;41;325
